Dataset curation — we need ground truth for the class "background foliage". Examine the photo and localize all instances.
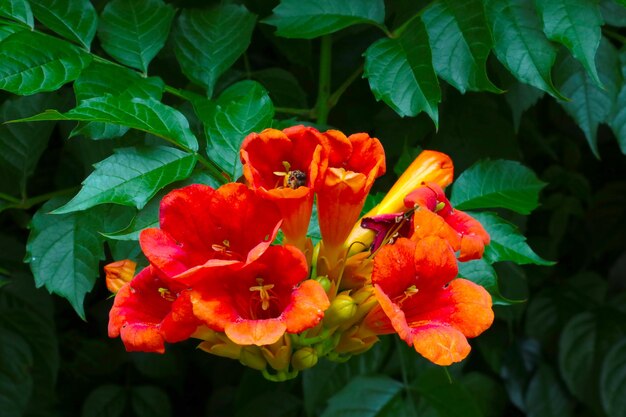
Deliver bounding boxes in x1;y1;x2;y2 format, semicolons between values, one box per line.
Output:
0;0;625;416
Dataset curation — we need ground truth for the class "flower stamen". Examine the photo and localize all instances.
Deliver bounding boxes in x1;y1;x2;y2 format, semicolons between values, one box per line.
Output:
249;278;275;311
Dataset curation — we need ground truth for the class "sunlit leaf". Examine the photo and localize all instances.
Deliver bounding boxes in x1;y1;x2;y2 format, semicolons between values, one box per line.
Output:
364;17;440;124
422;0;500;93
53;146;196;213
535;0;602;86
264;0;385;39
98;0;175;73
451;159;547;214
173;4;256;97
0;30;92;95
484;0;562;98
26;199;106;319
470;211;554;265
321;375;402;417
194;80;274;180
29;0;97;49
0;0;33;27
15;95;198;151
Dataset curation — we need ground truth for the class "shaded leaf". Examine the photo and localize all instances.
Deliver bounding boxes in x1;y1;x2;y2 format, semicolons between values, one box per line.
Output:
173;5;256;97
451;159;547;214
458;258;521;305
0;93;65;197
484;0;562;98
505;81;545;130
0;23;25;41
264;0;385;39
15;95;198;151
608;48;626;154
554;39;620;157
252;68;308;108
0;30;92;95
29;0;97;49
601;338;626;417
600;0;626;27
423;0;500;93
536;0;603;86
0;328;33;417
415;368;484;417
81;385;126;417
0;0;33;27
470;211;554;265
525;364;573;417
131;386;171;417
321;375;403;417
98;0;175;73
53;146;196;213
26;198;105;319
364;17;440;124
194;80;274;179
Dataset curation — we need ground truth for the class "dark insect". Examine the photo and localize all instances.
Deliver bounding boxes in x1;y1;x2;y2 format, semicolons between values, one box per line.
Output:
286;170;307;189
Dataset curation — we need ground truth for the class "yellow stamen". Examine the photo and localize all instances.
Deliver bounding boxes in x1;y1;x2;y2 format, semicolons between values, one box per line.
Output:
158;288;176;302
397;285;418;305
249;278;275;311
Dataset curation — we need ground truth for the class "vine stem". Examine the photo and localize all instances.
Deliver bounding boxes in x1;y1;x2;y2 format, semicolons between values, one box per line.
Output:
315;35;332;125
1;186;80;210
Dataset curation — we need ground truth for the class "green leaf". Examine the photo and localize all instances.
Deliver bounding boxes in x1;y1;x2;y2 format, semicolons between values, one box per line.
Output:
0;329;34;417
484;0;562;98
470;211;554;265
0;30;92;95
0;0;34;27
450;159;547;214
458;258;521;305
130;386;171;417
364;17;440;124
26;199;105;319
558;312;598;406
264;0;385;39
15;95;199;151
535;0;603;87
252;68;308;108
194;80;274;180
29;0;97;49
72;62;165;140
415;368;484;417
525;364;573;417
321;375;403;417
0;93;65;197
98;0;175;73
608;48;626;154
601;338;626;417
0;22;26;41
53;146;196;213
555;39;620;157
173;5;256;97
422;0;500;93
505;81;545;131
601;0;626;27
82;385;126;417
462;373;507;417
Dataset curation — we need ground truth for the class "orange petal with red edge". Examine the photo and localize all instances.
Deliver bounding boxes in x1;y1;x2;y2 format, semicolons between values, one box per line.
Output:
448;279;494;338
225;319;286;346
282;280;330;333
410;325;471;366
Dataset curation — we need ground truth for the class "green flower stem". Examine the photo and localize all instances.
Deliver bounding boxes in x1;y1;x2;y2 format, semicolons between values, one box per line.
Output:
0;192;20;204
315;35;332;125
328;65;364;110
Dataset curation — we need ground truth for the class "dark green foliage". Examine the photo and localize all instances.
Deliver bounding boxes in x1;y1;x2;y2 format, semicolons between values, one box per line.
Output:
0;0;625;416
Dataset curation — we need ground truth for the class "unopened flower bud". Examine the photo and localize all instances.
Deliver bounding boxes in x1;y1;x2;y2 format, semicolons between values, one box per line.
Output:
315;275;332;293
104;260;136;293
261;335;292;371
324;293;357;328
291;347;318;371
239;346;267;371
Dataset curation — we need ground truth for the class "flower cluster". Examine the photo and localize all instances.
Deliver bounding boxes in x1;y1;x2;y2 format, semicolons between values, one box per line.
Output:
106;126;494;380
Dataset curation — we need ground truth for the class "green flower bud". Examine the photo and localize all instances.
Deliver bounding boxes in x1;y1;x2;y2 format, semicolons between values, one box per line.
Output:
291;347;318;371
239;346;267;370
315;275;332;293
324;293;357;328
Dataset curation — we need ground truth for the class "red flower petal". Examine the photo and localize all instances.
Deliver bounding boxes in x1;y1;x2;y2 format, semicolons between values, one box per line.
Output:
446;279;494;337
371;238;417;298
225;319;287;346
282;280;330;333
409;325;471;366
